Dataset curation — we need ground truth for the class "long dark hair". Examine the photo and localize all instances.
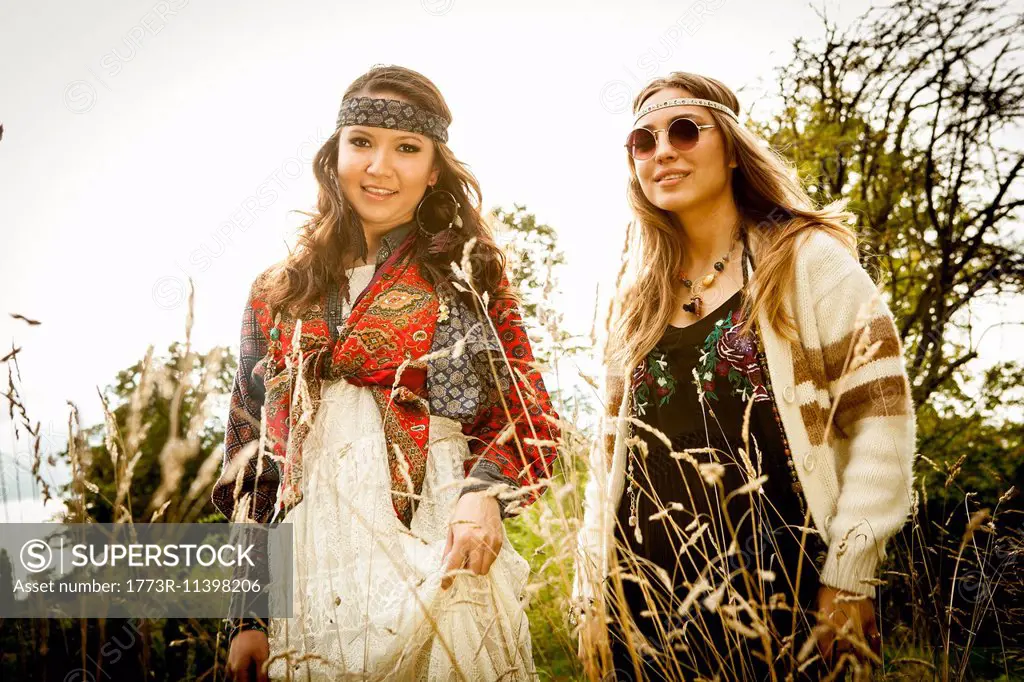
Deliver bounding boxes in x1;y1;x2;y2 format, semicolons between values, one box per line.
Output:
261;64;508;317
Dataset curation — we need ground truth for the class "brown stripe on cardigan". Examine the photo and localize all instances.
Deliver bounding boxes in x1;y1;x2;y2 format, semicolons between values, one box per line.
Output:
795;337;908;447
792;315;903;392
792;342;826;389
823;316;903;384
799;401;839;447
833;374;911;433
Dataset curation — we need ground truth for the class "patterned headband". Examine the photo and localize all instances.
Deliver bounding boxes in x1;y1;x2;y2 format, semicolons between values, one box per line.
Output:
633;97;740;125
336;96;450;143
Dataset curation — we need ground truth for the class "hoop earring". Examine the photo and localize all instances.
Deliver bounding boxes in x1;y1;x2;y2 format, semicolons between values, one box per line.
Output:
415;185;463;255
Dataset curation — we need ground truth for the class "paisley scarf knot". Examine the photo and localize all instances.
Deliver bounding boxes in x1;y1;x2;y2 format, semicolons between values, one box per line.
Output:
262;233;443;527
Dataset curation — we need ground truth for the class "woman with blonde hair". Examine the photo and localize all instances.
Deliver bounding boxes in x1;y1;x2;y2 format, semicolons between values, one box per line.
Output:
574;72;916;680
212;64;559;681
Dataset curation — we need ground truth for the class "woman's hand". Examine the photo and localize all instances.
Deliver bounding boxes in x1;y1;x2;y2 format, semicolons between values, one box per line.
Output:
815;585;881;667
441;491;503;589
225;629;269;682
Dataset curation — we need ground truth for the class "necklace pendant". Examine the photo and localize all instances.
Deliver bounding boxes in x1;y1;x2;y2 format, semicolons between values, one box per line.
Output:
682;296;703;316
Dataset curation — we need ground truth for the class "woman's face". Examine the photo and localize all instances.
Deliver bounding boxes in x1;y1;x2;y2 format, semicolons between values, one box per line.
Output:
630;87;733;215
336;95;440;236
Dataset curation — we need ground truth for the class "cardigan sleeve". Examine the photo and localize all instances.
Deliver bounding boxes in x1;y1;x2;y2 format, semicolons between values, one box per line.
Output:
459;282;560;517
812;254;917;597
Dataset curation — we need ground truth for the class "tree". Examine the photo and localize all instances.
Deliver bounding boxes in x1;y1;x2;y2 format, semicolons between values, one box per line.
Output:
753;2;1024;673
758;0;1024;409
57;342;234;524
492;204;587;365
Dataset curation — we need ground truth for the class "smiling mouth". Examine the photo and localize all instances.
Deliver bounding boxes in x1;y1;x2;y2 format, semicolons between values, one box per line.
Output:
656;172;690;183
362;185;398;200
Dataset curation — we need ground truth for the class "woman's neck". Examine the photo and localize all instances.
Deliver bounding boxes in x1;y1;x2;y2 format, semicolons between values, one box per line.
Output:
345;219;414;269
675;198;742;269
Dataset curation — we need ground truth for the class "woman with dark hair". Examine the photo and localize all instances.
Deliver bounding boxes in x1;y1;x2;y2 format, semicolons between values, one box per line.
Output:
574;72;916;680
213;64;558;681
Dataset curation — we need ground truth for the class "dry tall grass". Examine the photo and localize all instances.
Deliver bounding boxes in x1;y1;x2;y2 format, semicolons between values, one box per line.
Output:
2;248;1021;680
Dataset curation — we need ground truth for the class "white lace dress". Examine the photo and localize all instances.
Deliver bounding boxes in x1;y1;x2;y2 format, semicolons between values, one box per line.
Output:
266;263;536;681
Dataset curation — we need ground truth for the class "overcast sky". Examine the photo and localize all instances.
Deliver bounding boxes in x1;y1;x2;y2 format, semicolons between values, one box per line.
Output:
2;0;1020;523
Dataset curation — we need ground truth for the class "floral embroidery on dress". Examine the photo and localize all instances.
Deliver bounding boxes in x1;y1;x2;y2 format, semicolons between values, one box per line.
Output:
696;307;770;403
632;347;677;416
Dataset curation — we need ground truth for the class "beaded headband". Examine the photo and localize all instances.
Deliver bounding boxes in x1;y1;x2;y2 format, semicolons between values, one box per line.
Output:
336;96;450;143
633;97;740;125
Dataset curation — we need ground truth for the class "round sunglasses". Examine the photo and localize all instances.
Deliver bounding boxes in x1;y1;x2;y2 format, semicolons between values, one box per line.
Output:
625;117;716;160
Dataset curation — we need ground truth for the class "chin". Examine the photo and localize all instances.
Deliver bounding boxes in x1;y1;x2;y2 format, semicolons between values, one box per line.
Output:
353;201;406;226
651;190;696;213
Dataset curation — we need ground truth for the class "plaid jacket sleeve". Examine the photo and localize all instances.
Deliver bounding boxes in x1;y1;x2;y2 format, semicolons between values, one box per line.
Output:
460;282;560;516
211;278;281;642
211;279;280;524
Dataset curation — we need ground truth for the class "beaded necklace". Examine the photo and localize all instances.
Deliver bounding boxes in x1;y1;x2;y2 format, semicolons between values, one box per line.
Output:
678;218;743;318
679;240;735;318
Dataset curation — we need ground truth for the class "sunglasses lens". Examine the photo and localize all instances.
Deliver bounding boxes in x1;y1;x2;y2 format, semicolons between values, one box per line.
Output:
626;128;657;159
669;118;701;150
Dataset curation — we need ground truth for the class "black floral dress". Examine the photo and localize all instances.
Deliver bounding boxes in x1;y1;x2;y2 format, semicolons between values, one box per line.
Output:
608;290;828;681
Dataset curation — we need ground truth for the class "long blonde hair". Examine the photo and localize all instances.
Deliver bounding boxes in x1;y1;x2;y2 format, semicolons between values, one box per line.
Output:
261;65;507;317
606;71;858;377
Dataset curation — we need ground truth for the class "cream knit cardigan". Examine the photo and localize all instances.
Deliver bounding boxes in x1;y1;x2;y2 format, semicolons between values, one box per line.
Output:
574;229;917;605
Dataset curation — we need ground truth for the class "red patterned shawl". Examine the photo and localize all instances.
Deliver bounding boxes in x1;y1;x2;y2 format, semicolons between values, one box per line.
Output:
252;233;438;526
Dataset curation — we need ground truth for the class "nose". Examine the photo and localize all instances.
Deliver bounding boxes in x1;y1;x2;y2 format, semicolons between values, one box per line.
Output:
365;147;393;177
652;129;678;163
